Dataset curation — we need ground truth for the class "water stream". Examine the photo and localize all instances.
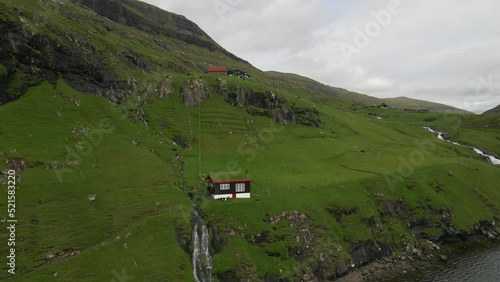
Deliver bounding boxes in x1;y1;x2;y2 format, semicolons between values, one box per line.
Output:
423;127;500;166
192;210;212;282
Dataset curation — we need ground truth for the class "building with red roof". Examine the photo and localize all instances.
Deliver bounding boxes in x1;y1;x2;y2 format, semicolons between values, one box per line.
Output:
207;66;227;76
206;172;252;199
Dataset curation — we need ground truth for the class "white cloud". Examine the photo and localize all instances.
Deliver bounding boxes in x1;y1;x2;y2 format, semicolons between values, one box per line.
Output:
141;0;500;113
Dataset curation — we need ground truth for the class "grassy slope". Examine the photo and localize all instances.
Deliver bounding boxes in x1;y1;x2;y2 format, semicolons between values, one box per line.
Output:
0;73;499;281
0;1;498;281
183;94;499;279
0;81;193;280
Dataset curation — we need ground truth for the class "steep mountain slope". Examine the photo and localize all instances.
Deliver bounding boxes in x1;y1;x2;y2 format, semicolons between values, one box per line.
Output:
483;104;500;115
1;1;499;281
0;0;252;104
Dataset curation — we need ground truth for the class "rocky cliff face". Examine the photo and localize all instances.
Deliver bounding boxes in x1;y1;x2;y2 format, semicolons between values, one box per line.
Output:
217;79;322;127
180;78;210;106
0;2;140;104
0;0;250;105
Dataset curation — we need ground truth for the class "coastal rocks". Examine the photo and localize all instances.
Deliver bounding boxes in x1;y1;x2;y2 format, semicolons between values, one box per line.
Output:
349;240;387;268
310;252;348;280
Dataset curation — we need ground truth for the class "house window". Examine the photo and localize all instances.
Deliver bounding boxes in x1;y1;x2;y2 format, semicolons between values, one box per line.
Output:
220;184;230;191
235;183;245;192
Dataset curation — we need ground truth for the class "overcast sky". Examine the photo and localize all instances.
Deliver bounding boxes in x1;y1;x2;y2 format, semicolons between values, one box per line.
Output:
142;0;500;113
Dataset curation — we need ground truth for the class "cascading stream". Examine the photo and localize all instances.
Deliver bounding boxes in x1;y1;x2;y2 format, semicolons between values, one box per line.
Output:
423;127;500;165
192;210;212;282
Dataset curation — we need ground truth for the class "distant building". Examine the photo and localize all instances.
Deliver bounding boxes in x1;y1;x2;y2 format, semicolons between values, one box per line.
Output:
227;69;249;79
207;66;227;76
206;173;252;199
404;108;431;113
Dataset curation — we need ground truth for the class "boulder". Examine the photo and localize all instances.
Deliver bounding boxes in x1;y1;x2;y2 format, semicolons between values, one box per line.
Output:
6;158;27;172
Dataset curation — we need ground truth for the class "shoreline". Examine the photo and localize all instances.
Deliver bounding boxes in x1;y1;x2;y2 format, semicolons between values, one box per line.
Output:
336;238;500;281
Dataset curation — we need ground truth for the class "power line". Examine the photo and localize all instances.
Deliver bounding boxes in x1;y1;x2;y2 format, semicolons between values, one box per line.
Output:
198;102;202;179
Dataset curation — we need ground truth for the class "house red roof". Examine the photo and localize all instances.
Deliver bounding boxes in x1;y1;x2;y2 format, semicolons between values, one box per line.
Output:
207;66;227;73
206;173;253;184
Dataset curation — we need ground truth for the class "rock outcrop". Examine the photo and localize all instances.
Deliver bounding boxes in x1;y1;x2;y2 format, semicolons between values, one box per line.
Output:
217;79;322;127
0;17;131;103
6;158;28;172
180;78;210;106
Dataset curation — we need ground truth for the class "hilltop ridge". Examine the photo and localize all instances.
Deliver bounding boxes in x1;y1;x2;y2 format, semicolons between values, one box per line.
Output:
0;0;468;113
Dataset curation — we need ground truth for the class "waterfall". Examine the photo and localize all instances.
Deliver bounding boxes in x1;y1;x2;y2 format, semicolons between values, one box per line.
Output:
423;127;500;166
192;211;212;282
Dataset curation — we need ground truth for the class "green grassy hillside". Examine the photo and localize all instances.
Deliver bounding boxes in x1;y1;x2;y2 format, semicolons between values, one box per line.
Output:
0;0;499;281
1;76;499;281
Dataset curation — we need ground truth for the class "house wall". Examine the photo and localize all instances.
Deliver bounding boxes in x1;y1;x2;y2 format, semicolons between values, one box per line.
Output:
213;193;251;199
211;182;250;195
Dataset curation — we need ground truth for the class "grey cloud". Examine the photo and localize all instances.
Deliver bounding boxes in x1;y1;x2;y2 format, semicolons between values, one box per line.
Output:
141;0;500;113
